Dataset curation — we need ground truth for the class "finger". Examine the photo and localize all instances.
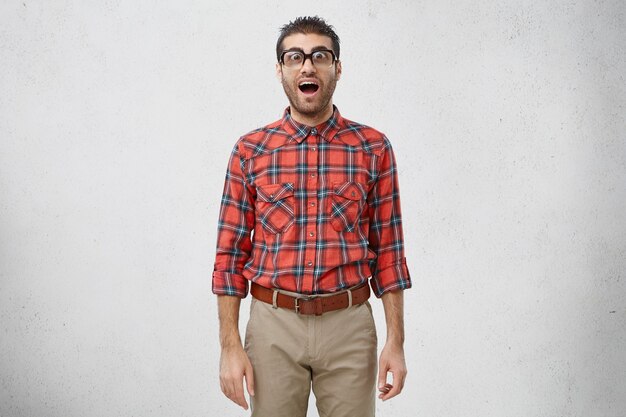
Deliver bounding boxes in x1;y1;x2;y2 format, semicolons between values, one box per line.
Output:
226;378;249;410
378;384;393;400
384;381;401;400
398;368;407;391
378;383;392;399
234;380;249;410
377;361;388;391
220;376;232;399
245;363;255;397
381;370;406;400
378;383;392;393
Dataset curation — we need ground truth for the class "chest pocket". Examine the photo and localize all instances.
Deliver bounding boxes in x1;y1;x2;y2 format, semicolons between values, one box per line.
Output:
256;183;295;234
329;181;366;232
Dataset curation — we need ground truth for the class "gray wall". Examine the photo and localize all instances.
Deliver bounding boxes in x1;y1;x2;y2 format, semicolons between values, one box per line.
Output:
1;1;625;416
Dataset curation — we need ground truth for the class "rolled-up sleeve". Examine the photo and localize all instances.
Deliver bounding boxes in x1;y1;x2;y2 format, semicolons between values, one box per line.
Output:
212;142;255;298
367;137;412;297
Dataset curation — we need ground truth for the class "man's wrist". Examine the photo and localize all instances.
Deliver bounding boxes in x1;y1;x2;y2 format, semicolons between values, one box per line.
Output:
385;335;405;347
221;337;243;349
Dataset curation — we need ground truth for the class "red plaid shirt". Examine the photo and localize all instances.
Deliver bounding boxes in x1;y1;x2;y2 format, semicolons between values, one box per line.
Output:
212;106;411;298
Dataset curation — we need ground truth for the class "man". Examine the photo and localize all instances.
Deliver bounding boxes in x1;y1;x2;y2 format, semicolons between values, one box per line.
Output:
212;16;412;417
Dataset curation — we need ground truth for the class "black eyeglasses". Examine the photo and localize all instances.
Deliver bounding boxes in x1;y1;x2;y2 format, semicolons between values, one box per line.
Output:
279;49;337;69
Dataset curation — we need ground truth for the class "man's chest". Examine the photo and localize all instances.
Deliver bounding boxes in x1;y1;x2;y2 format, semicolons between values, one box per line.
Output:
242;135;379;192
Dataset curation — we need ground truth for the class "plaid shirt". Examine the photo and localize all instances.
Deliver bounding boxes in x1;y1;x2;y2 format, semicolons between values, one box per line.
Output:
212;106;411;298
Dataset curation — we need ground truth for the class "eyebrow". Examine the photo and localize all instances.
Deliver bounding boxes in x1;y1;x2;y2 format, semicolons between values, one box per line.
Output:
282;45;332;53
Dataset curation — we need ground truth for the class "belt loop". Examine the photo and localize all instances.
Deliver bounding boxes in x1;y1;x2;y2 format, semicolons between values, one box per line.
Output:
272;290;278;309
347;288;353;308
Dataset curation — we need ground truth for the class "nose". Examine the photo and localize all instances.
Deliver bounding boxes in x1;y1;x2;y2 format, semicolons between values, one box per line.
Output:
300;56;316;74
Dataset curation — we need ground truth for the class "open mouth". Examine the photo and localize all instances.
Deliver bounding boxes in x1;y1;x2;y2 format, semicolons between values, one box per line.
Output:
298;81;319;95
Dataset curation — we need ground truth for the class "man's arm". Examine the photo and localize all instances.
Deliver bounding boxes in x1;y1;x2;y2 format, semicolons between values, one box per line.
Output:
366;136;412;400
212;142;256;409
378;289;407;400
212;142;255;298
218;295;254;410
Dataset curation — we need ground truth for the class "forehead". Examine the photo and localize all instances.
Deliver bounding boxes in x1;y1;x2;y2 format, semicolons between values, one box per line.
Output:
281;33;333;51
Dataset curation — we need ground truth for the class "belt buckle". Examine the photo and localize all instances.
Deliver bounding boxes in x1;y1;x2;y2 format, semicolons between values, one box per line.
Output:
294;296;323;315
294;296;308;314
294;297;308;314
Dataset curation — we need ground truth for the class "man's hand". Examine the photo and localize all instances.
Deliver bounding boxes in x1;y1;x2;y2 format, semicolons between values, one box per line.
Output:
217;295;254;410
377;341;407;400
219;345;255;410
378;289;407;401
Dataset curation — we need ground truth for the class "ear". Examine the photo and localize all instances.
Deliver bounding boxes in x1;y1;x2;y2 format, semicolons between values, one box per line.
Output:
275;62;282;81
335;60;342;81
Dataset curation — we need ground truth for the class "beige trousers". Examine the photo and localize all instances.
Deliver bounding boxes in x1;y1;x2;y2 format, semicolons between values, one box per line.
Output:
244;296;378;417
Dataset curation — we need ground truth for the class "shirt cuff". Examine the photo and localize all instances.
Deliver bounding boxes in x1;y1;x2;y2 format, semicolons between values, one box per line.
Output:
212;271;249;298
370;258;412;298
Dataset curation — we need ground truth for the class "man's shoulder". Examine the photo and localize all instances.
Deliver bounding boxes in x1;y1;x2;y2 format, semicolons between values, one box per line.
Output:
237;117;286;143
233;117;289;159
242;117;285;139
335;115;390;157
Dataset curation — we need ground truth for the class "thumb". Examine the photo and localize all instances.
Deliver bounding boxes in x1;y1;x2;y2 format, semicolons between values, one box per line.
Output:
245;363;255;396
377;359;387;389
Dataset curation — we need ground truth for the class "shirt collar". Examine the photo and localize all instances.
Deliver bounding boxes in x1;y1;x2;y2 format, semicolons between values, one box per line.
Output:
281;105;343;143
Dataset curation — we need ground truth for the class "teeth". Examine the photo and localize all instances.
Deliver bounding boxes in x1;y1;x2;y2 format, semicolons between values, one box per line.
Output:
299;81;318;86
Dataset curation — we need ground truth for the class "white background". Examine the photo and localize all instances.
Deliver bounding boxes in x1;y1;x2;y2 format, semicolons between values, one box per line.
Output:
1;1;625;416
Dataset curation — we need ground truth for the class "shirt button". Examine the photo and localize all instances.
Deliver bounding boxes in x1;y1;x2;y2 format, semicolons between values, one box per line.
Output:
309;231;314;237
307;261;313;267
311;128;317;135
310;173;316;178
311;147;316;152
309;201;315;207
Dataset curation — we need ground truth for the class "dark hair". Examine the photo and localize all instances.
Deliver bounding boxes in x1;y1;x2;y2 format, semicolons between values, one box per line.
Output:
276;16;340;61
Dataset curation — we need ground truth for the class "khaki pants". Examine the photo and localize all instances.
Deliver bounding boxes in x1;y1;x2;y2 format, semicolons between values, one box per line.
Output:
244;296;378;417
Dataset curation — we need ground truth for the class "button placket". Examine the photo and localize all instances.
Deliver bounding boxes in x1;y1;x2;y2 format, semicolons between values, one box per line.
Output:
303;134;320;289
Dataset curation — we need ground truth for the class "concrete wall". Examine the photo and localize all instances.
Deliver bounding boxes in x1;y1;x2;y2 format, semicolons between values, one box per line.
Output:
1;1;624;416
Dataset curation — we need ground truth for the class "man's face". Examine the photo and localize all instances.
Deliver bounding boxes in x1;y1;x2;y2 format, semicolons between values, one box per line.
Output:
276;33;342;123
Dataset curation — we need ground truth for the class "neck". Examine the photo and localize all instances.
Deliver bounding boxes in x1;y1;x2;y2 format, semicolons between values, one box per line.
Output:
290;103;334;127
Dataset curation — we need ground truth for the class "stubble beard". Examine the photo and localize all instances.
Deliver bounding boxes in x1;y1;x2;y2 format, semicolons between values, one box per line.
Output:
281;75;337;119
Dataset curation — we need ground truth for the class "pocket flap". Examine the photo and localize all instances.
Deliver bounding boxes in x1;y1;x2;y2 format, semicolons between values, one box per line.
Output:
257;183;294;202
332;182;364;201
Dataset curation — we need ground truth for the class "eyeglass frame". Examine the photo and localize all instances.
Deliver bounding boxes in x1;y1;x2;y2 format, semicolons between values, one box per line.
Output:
278;48;338;69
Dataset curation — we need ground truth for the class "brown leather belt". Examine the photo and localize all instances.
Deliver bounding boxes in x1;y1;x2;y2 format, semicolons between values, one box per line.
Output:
250;282;370;316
